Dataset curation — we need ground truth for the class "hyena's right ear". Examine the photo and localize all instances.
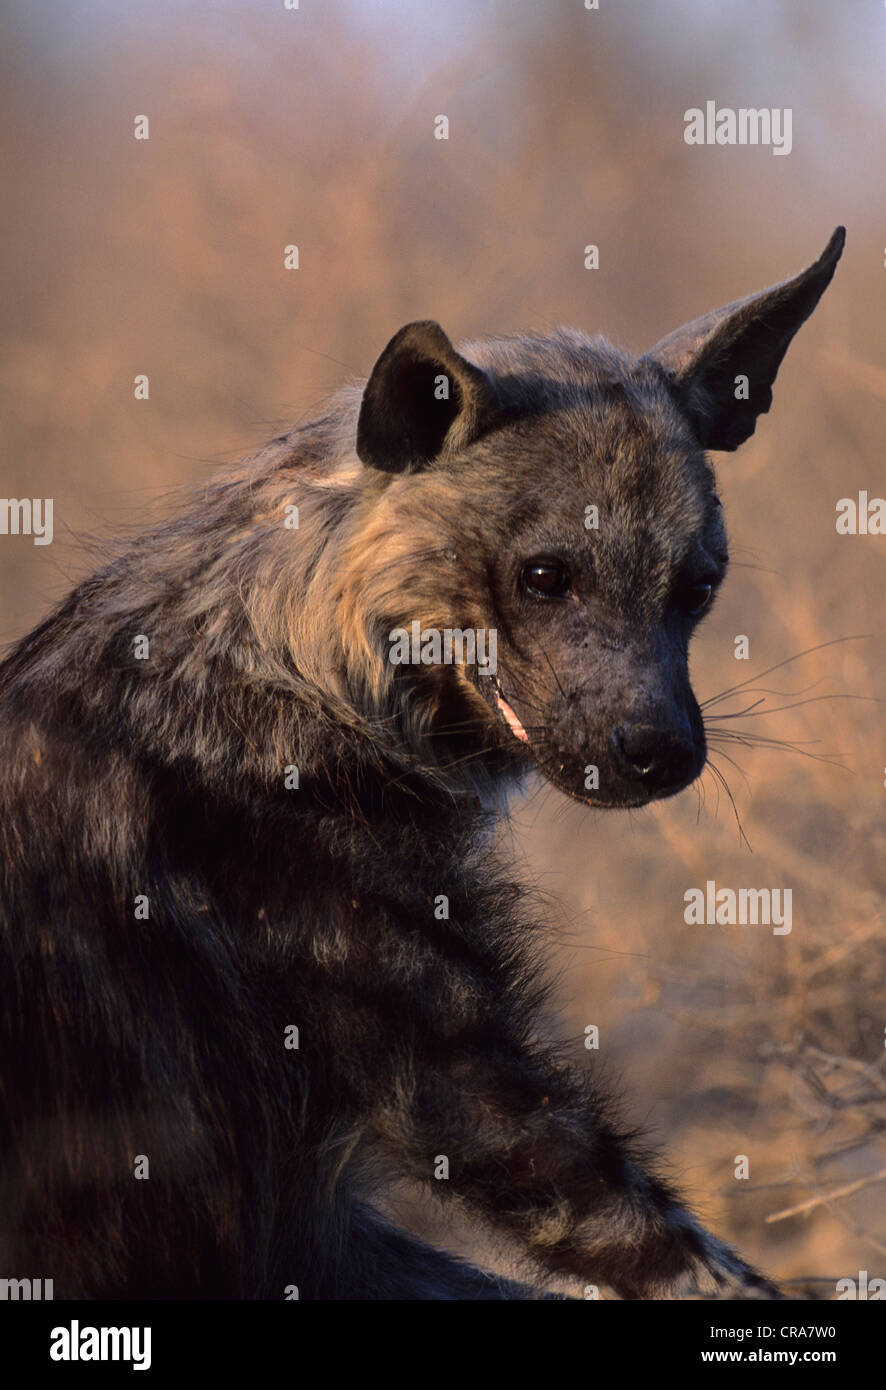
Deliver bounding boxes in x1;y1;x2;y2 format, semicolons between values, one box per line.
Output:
643;227;845;451
356;320;501;473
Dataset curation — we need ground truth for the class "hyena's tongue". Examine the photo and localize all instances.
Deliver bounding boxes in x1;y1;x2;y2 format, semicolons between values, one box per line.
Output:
495;692;529;744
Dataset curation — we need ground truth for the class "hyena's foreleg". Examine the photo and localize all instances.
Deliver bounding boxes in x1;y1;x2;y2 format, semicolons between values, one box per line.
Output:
332;1205;553;1300
373;1043;780;1301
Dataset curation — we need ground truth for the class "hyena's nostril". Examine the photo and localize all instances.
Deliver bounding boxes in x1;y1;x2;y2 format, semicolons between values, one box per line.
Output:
612;723;696;790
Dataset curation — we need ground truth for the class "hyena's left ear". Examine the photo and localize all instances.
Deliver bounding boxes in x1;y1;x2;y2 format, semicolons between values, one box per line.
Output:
356;320;501;473
643;227;845;451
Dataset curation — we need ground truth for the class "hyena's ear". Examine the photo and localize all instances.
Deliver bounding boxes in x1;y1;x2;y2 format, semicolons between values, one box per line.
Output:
356;320;501;473
643;227;845;451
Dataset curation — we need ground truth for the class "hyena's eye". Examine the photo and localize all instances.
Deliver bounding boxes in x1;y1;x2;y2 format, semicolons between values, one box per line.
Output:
522;558;571;599
684;581;715;617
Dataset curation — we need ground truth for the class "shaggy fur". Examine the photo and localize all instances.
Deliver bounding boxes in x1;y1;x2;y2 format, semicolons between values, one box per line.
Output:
0;230;843;1298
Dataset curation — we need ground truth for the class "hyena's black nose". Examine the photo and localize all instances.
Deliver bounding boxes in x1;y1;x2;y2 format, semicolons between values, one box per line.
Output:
612;723;697;792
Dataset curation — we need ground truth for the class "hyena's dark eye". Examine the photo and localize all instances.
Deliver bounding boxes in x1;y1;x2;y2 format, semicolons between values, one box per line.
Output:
685;582;714;617
522;558;571;599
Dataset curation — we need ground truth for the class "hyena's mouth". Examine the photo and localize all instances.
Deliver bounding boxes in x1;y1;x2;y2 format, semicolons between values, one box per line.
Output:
484;674;698;810
484;674;530;745
492;681;529;745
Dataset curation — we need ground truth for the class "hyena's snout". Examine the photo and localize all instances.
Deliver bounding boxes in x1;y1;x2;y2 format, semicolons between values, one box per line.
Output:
609;703;703;798
546;653;707;807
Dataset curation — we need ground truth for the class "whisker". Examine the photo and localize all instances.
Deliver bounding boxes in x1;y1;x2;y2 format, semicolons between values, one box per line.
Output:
709;692;886;719
497;664;557;716
705;744;752;797
706;727;848;770
700;635;870;709
702;686;823;714
706;756;752;849
523;631;568;701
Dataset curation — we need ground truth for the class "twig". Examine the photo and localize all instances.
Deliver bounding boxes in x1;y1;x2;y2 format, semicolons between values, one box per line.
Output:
766;1166;886;1222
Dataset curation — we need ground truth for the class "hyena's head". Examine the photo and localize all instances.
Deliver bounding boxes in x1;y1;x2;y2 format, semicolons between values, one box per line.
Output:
330;230;843;808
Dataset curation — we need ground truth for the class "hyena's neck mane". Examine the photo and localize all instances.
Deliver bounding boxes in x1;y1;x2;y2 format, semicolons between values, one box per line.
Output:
0;392;514;830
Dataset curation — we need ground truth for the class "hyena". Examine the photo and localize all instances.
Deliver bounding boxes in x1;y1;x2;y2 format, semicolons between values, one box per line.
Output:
0;229;843;1299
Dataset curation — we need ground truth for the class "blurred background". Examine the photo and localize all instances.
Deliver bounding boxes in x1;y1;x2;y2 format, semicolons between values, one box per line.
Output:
1;0;885;1296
